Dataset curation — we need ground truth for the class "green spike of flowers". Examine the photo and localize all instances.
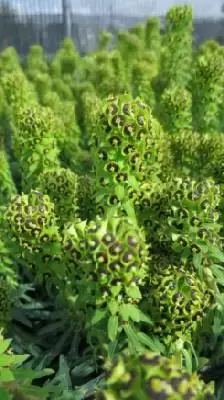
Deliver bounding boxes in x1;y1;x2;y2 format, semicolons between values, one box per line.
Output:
143;264;214;344
51;77;74;101
159;84;192;133
0;235;18;289
167;130;224;179
12;105;61;192
57;99;80;168
132;61;156;109
156;5;193;94
42;91;80;170
30;72;52;104
94;61;121;98
137;176;221;269
109;49;131;94
62;214;150;325
192;48;224;133
75;81;97;129
84;215;150;306
117;31;142;74
50;37;79;79
97;351;214;400
167;130;200;176
78;88;100;149
3;191;60;250
0;71;37;119
38;168;78;227
97;31;113;51
93;94;169;215
76;175;96;221
26;44;49;80
197;39;221;57
3;190;62;283
0;133;16;205
0;277;13;330
145;16;161;55
130;23;145;48
0;46;22;73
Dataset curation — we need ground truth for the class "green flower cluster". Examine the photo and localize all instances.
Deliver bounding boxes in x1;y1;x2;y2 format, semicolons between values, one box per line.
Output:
1;71;37;118
159;85;192;133
0;277;13;330
97;352;214;400
158;5;192;91
3;191;62;282
192;47;224;133
63;215;149;307
93;94;167;215
0;134;16;205
145;264;213;342
38;168;78;226
136;177;221;266
13;105;60;191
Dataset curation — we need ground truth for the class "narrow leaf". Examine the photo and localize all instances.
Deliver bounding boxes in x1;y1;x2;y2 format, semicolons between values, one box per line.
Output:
108;316;119;342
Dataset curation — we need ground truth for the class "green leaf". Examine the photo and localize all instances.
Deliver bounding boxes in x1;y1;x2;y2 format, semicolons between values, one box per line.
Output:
216;378;224;400
125;304;140;322
37;321;66;336
138;310;153;325
123;324;144;353
108;316;119;342
137;332;165;353
128;175;139;190
58;355;72;389
13;368;53;383
182;348;192;374
193;252;203;279
119;304;129;321
108;300;119;316
0;354;29;368
211;264;224;286
21;384;59;397
71;363;95;379
125;286;142;300
0;339;11;355
110;285;122;297
208;245;224;263
0;387;11;400
107;340;118;360
123;201;137;224
115;185;125;200
0;368;14;382
87;309;107;327
120;304;152;325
